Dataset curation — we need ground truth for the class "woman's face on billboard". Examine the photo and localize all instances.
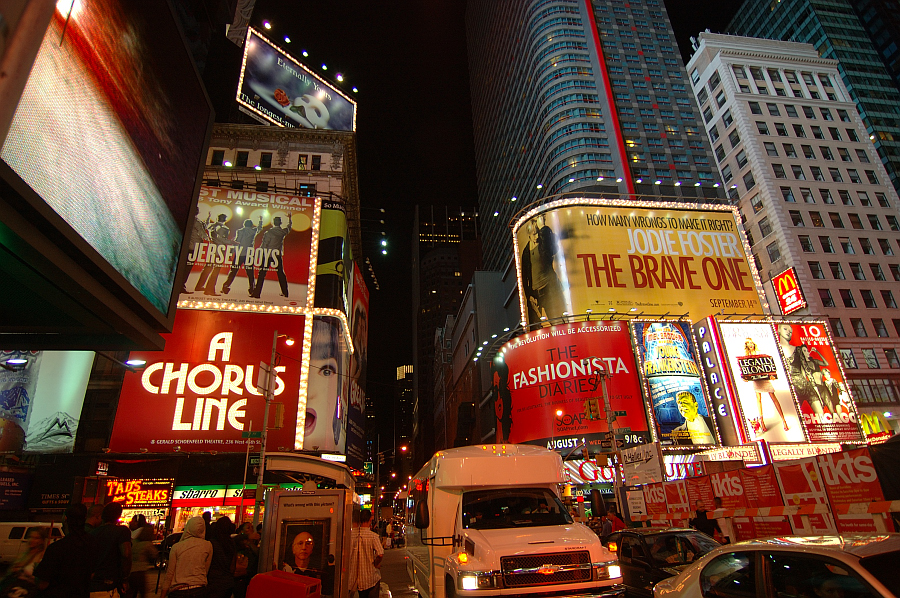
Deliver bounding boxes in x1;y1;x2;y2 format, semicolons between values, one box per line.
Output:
305;326;340;450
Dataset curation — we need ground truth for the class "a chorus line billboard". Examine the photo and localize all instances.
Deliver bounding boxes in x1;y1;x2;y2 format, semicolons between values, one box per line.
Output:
237;28;356;131
631;321;717;448
491;320;650;451
179;186;317;311
109;310;306;453
513;200;765;326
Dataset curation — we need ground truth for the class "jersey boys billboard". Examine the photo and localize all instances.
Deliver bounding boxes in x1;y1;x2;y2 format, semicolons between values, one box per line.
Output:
513;200;765;326
179;186;317;311
109;310;306;453
491;320;649;450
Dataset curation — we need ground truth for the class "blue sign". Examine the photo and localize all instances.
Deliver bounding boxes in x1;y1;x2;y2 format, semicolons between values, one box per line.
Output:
238;28;356;131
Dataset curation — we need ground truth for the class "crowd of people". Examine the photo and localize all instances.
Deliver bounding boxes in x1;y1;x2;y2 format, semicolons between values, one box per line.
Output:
0;504;261;598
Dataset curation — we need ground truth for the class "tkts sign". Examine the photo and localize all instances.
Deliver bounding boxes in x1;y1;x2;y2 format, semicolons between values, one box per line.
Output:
109;310;305;453
772;268;807;315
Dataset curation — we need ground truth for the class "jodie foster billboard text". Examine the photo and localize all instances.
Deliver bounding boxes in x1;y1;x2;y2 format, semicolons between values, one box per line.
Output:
514;201;764;326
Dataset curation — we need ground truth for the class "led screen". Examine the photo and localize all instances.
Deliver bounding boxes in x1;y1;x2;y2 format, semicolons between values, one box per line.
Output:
0;0;212;316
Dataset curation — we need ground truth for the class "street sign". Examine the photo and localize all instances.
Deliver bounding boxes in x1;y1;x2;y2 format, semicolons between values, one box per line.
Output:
600;440;613;449
613;410;628;417
616;438;626;449
242;431;262;439
256;361;272;394
613;427;632;435
364;462;373;474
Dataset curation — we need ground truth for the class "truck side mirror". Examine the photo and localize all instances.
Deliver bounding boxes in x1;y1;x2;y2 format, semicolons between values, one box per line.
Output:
414;500;429;529
590;489;606;517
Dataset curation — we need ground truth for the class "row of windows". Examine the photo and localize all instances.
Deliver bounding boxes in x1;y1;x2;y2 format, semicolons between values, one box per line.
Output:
754;121;862;143
763;141;870;163
777;187;891;208
547;153;613;178
771;163;881;184
787;210;899;231
849;377;900;400
838;345;900;370
808;260;900;282
210;149;324;171
749;102;851;122
547;137;610;161
817;286;898;310
796;234;898;256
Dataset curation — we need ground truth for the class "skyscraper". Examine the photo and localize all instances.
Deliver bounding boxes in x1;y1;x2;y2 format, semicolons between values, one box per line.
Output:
728;0;900;196
466;0;723;271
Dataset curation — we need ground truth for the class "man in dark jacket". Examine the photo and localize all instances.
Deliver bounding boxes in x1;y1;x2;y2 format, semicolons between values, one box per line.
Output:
35;504;94;597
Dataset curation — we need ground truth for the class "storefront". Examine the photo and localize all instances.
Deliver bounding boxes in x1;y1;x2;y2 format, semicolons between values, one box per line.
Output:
171;483;306;531
80;477;175;533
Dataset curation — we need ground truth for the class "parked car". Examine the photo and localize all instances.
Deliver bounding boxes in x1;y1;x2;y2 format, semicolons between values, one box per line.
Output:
606;527;720;596
654;534;900;598
0;523;63;564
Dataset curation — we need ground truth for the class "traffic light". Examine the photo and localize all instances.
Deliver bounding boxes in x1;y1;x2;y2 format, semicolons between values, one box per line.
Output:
584;397;601;420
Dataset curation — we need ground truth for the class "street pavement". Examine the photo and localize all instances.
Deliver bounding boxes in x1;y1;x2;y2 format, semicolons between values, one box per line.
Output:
380;544;418;598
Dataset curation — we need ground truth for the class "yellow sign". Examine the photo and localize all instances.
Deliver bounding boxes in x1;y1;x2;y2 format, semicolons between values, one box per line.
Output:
514;200;765;325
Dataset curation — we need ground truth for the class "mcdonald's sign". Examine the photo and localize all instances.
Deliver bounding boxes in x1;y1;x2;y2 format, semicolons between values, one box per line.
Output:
773;268;807;315
860;411;894;444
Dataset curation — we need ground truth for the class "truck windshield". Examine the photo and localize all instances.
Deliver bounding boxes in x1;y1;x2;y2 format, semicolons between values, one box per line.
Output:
462;488;572;530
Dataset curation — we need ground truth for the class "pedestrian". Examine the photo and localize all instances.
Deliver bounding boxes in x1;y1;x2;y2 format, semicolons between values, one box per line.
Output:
599;514;612;544
206;517;236;598
160;516;212;598
85;504;104;533
0;526;48;596
34;504;93;597
201;512;212;536
125;524;158;598
690;500;722;539
232;533;257;598
608;506;625;532
89;502;132;597
347;509;383;598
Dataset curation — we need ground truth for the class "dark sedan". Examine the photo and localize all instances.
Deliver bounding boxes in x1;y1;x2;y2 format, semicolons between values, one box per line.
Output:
607;527;721;597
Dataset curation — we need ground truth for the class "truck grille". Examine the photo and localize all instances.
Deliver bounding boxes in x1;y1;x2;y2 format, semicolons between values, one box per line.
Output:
500;551;592;588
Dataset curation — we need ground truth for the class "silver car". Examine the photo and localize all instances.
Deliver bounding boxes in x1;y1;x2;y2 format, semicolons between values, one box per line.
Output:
654;534;900;598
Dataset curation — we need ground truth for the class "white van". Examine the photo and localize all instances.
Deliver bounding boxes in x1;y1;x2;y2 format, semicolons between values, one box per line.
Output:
407;444;623;598
0;522;62;564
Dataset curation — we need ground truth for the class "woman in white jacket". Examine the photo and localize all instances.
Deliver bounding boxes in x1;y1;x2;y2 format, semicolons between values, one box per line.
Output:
161;516;212;598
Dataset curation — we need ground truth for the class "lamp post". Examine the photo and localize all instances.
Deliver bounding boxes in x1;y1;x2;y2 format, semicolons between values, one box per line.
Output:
374;437;407;516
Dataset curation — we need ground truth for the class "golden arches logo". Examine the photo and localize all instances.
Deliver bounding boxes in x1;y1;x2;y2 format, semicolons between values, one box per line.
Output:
860;412;889;435
776;271;798;295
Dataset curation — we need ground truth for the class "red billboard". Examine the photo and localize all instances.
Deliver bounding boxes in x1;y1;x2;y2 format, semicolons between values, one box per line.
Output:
817;448;892;533
179;186;317;311
491;321;649;450
109;310;305;453
345;263;370;469
774;322;863;443
774;457;836;534
772;268;807;315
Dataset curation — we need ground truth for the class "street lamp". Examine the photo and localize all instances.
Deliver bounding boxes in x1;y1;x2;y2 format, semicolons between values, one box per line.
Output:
252;330;294;527
374;439;407;513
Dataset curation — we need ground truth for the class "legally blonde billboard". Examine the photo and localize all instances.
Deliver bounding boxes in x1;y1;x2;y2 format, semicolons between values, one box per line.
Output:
632;321;717;448
491;320;649;450
513;200;765;326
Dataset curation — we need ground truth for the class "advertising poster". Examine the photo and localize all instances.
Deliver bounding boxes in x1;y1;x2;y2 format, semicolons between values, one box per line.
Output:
817;448;893;533
685;475;715;511
0;472;30;510
709;470;748;509
643;482;668;517
109;309;305;453
693;319;743;447
632;321;716;447
717;322;806;443
663;479;689;512
303;316;350;453
344;263;369;469
0;1;212;316
736;464;792;539
621;443;664;486
237;28;356;131
0;351;92;454
859;411;894;444
180;186;317;310
513;202;764;327
314;200;352;315
491;320;648;450
772;268;807;315
774;457;836;534
774;322;862;443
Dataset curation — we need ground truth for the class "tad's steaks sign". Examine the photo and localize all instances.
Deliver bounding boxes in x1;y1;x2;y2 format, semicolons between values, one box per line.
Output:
110;310;304;453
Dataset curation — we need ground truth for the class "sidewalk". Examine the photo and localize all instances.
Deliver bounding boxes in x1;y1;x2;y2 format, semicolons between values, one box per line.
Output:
380;545;418;598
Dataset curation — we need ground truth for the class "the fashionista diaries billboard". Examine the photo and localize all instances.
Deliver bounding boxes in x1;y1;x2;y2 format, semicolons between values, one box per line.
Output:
491;320;649;451
513;200;764;326
237;28;356;131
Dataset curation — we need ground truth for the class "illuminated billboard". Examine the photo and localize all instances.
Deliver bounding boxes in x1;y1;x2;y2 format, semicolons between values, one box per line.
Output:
491;320;650;451
513;200;765;326
178;186;318;312
631;321;717;448
314;200;352;315
109;309;305;453
0;351;93;454
345;263;370;469
237;28;356;131
772;268;807;315
774;322;863;443
717;322;806;443
0;1;212;318
304;316;351;453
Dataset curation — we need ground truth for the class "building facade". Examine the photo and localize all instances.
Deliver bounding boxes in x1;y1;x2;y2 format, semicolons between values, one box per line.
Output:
687;34;900;432
466;0;723;271
728;0;900;196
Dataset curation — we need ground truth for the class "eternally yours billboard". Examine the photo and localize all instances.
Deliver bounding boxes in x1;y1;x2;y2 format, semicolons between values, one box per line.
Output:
491;321;649;449
774;322;862;443
109;310;305;453
717;322;806;443
180;186;317;310
238;28;356;131
632;322;716;447
513;201;764;326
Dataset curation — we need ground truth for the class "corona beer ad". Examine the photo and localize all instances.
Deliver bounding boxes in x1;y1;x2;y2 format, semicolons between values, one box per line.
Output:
490;320;649;451
772;268;807;315
631;321;717;447
513;200;764;326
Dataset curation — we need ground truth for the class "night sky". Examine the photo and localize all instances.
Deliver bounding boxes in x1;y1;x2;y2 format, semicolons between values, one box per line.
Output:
205;0;743;417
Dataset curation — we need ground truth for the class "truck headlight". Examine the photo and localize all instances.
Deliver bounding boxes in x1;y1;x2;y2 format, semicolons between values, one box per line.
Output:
593;562;621;581
461;576;478;591
458;572;498;590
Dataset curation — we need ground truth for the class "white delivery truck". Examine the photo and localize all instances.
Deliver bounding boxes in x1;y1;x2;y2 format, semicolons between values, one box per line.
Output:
406;444;623;598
